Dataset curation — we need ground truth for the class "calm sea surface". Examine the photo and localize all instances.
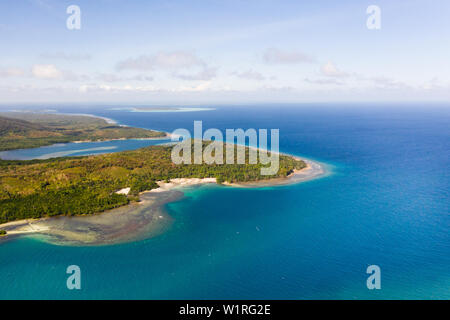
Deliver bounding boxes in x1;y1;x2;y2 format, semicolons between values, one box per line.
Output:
0;104;449;299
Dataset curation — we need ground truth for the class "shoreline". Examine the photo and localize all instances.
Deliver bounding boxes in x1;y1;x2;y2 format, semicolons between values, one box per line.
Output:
0;111;171;155
0;135;171;160
223;159;325;188
59;112;173;140
0;191;181;246
51;112;119;125
4;110;119;125
0;157;326;245
0;219;50;235
0;112;326;244
71;133;171;144
0;111;326;245
109;107;215;113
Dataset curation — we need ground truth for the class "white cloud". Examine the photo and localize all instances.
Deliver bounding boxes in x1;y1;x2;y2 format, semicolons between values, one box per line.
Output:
259;85;295;92
79;84;159;93
263;48;315;64
32;64;62;79
97;73;122;82
175;82;212;92
304;78;343;85
131;75;154;81
0;67;25;77
117;51;205;71
78;82;213;94
321;61;348;77
174;67;217;81
97;73;154;82
29;65;91;81
62;71;90;81
232;70;266;81
421;77;446;90
370;76;409;89
39;52;92;61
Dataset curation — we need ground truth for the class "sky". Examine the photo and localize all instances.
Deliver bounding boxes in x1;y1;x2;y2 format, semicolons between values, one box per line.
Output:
0;0;449;105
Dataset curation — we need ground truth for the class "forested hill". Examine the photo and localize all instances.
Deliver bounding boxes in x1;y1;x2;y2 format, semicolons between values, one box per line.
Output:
0;116;48;134
0;113;166;151
0;143;306;223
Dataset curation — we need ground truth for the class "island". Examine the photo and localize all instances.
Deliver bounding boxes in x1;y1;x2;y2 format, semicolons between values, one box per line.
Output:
110;106;214;112
0;112;167;151
0;142;306;224
0;113;323;245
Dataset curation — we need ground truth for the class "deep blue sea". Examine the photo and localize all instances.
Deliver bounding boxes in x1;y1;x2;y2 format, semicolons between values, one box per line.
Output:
0;103;449;299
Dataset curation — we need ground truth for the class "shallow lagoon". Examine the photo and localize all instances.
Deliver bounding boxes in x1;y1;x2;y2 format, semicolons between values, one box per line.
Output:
0;138;171;160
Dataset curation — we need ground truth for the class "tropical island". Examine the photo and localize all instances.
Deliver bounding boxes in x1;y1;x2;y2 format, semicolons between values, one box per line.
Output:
110;106;214;112
0;112;323;244
0;113;308;224
0;142;306;224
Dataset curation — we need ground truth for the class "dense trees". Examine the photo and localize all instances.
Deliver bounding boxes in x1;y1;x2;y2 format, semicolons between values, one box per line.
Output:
0;143;306;224
0;113;306;224
0;114;166;151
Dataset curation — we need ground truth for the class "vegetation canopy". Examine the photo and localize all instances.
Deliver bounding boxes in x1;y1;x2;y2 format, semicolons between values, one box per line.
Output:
0;142;305;223
0;113;166;151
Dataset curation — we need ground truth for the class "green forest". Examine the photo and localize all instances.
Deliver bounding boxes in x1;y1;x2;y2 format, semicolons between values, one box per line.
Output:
0;113;166;151
0;142;305;223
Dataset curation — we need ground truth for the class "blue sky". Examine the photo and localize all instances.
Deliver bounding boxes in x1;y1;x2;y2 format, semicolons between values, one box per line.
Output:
1;0;449;104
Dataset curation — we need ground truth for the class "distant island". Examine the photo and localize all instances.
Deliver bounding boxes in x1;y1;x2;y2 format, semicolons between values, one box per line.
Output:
0;112;167;151
110;106;214;112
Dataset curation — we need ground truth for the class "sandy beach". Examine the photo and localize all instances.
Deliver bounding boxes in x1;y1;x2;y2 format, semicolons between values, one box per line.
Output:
223;159;324;188
0;158;326;245
0;191;181;245
146;177;217;193
0;219;50;239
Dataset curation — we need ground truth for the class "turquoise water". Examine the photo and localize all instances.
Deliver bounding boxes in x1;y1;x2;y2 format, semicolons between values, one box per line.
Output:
0;104;449;299
0;138;170;160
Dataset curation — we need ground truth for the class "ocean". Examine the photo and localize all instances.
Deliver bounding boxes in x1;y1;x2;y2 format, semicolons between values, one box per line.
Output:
0;103;449;299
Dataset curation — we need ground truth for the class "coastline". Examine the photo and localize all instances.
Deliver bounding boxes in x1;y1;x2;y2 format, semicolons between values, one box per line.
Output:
53;112;119;125
109;107;215;113
0;135;171;160
0;112;172;156
0;157;326;245
0;191;181;246
71;133;172;144
223;159;324;188
0;219;50;235
56;112;173;140
0;112;326;244
4;110;119;125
